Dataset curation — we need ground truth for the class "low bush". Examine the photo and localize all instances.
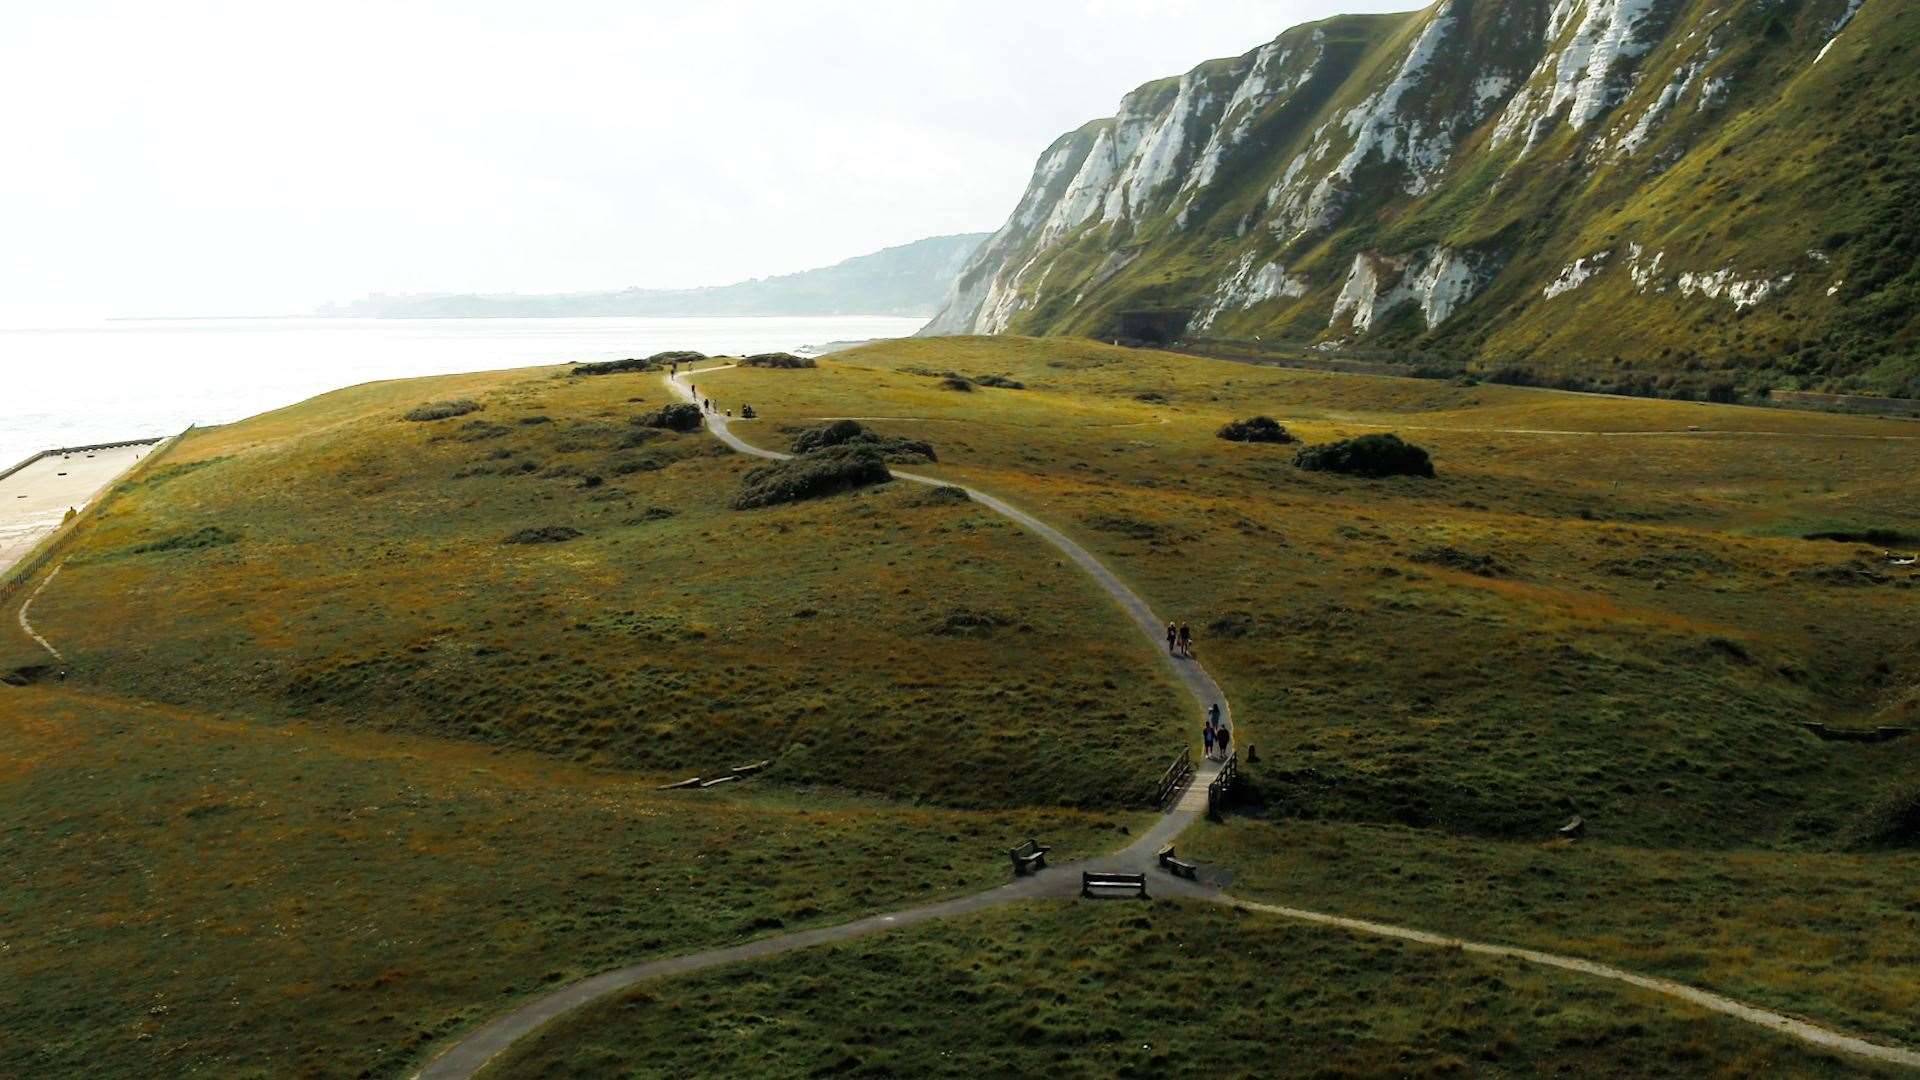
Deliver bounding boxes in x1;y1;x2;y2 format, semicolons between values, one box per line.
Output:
940;375;974;392
131;526;240;555
1217;417;1295;444
636;403;704;432
649;350;707;365
1842;779;1920;849
973;374;1025;389
1804;528;1916;545
732;446;891;509
502;526;583;545
1293;433;1434;478
907;485;971;507
741;352;816;369
403;400;481;422
571;358;658;377
789;420;935;463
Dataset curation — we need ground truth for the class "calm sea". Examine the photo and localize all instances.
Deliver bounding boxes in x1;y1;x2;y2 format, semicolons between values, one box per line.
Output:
0;315;925;470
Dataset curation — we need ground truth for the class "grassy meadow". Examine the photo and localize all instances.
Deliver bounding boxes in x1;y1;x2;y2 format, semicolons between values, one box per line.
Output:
0;685;1138;1079
1184;819;1920;1046
488;901;1894;1079
698;337;1920;848
4;361;1190;809
4;336;1917;1076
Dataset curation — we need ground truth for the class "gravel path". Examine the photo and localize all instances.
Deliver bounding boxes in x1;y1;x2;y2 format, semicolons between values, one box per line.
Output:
403;362;1920;1076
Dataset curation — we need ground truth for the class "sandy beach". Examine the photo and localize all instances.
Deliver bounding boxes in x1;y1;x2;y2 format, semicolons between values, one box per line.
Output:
0;442;155;577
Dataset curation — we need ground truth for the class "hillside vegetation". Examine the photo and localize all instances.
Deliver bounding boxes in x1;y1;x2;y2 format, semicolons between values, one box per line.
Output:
926;0;1920;400
697;336;1920;850
2;362;1189;809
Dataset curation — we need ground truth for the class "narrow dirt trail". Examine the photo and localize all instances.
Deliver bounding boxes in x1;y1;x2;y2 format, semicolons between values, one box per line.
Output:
404;362;1920;1076
16;561;65;662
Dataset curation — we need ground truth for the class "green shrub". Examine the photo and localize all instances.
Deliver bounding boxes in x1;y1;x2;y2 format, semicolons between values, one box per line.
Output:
731;446;891;509
403;400;481;422
131;526;240;555
940;375;974;392
502;526;583;545
571;358;658;377
789;420;935;463
973;373;1025;389
741;352;816;369
636;403;704;432
1294;433;1434;478
1842;778;1920;849
1217;416;1295;443
649;350;707;365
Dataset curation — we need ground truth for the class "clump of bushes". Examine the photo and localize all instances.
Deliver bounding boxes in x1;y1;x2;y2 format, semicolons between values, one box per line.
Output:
502;526;583;545
1842;778;1920;849
649;350;707;365
571;358;658;377
732;446;891;509
1217;417;1295;444
636;403;704;432
973;373;1025;389
788;420;935;463
741;352;816;369
940;375;974;392
908;485;971;507
1294;433;1434;478
403;400;481;422
132;525;239;555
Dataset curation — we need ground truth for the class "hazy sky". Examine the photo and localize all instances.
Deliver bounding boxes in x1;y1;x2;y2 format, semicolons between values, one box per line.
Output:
2;1;1417;323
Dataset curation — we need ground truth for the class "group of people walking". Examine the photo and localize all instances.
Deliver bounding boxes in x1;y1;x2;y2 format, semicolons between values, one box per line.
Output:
1203;701;1232;761
1165;621;1194;658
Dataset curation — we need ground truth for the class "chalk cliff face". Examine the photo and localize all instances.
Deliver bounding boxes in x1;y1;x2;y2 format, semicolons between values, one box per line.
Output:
926;0;1919;398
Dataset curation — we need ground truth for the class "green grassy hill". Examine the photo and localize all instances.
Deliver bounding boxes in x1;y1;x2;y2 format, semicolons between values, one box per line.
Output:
4;338;1915;1076
926;0;1920;401
1;363;1188;809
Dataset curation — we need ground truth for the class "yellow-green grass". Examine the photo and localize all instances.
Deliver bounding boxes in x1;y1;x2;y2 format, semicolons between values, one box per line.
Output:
1184;818;1920;1046
695;338;1920;847
0;686;1140;1079
6;363;1190;809
486;900;1893;1079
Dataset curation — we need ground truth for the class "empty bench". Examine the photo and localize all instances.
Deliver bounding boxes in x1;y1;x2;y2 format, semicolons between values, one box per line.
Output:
1155;844;1199;881
1008;837;1051;876
1081;871;1149;900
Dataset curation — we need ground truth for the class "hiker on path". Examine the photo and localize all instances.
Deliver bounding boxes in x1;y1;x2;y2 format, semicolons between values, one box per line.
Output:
1208;702;1221;729
671;362;679;375
1166;623;1178;656
1202;720;1215;760
689;382;697;398
1178;622;1193;658
1216;721;1232;759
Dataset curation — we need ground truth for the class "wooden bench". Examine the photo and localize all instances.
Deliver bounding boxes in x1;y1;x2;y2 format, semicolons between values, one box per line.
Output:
1155;844;1199;881
1082;871;1148;899
1008;837;1051;876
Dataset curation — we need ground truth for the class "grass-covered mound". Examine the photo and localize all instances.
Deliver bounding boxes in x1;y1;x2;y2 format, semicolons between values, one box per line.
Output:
741;352;816;369
1293;432;1433;477
490;902;1865;1079
403;399;481;422
1216;416;1295;443
636;402;704;432
789;419;935;463
1844;778;1920;850
732;446;891;509
6;358;1190;811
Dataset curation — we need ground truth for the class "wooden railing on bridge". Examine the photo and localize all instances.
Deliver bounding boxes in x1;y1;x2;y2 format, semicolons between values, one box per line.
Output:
1154;747;1194;810
1207;751;1239;819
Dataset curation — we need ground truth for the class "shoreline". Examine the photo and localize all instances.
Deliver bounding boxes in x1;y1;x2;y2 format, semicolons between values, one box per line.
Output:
0;440;162;580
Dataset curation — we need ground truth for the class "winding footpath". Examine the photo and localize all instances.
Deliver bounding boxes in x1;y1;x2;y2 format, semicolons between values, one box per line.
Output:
405;363;1919;1076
